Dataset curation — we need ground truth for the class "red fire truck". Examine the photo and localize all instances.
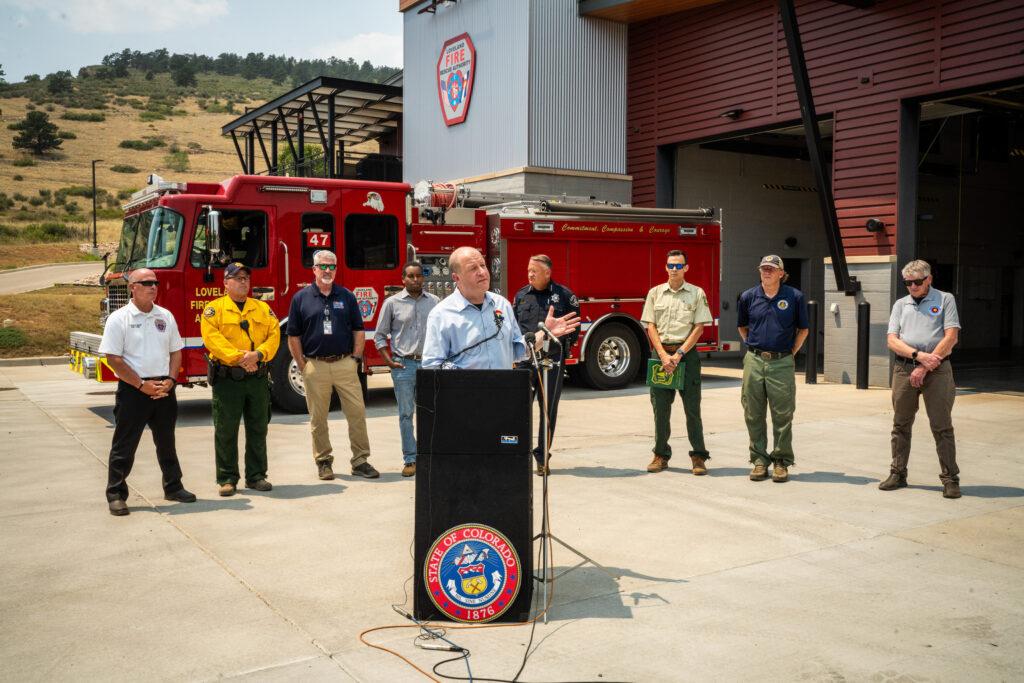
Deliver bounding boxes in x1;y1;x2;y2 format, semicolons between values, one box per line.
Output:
69;174;723;412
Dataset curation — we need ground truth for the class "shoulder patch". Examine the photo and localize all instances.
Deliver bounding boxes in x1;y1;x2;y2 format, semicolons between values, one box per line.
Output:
569;294;579;307
203;306;216;318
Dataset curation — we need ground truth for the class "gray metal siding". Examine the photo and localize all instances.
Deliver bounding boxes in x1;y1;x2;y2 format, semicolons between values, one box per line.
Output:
402;0;530;183
528;1;627;174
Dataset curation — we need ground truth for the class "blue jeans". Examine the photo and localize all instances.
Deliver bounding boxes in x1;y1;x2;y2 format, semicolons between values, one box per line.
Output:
391;359;420;464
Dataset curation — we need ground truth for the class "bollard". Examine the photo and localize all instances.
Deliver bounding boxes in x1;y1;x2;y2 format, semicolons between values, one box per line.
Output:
856;300;870;389
805;300;818;384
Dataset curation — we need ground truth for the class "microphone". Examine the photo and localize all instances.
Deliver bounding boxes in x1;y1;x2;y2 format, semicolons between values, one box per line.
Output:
239;320;255;351
537;321;553;352
524;332;537;345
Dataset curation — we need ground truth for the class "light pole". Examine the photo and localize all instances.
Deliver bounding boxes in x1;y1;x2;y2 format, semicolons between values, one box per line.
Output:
91;159;102;255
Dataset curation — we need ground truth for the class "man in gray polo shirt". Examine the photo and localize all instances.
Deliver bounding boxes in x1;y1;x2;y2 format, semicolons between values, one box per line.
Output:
374;261;440;477
881;259;962;498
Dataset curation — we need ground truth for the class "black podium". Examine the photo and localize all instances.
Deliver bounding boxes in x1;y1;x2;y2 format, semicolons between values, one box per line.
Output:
413;369;533;623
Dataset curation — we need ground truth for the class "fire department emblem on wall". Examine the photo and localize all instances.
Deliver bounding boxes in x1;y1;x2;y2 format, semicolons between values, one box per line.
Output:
353;287;379;322
425;524;521;623
436;33;476;126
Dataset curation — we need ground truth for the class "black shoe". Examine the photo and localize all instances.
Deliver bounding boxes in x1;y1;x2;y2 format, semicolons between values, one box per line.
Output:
164;488;197;503
352;462;380;479
943;481;962;499
108;499;129;516
246;479;273;492
878;472;907;491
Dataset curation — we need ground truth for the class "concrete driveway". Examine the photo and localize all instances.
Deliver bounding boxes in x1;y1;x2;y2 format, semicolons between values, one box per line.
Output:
0;262;104;295
1;365;1021;681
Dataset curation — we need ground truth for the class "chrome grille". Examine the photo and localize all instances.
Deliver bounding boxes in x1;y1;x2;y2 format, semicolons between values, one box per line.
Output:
102;284;130;325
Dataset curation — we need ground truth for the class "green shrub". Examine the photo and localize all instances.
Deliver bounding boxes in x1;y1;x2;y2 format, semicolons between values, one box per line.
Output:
0;224;18;240
58;130;77;139
117;189;138;200
28;197;44;207
12;193;27;202
119;137;166;151
12;158;36;167
138;111;165;122
110;164;140;174
65;202;81;214
164;150;189;172
56;186;96;199
12;175;24;181
45;104;56;112
0;327;27;349
38;189;51;198
62;110;105;122
21;222;86;242
97;207;122;219
25;103;36;111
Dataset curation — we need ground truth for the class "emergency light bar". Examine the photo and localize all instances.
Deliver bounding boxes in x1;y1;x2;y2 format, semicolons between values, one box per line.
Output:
259;185;309;193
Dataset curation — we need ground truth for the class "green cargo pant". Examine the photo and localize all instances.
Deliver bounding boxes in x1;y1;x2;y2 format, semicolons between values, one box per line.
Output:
650;348;708;460
741;351;797;466
212;375;271;485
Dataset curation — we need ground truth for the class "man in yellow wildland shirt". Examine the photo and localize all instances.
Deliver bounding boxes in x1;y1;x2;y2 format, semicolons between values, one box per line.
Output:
201;263;280;496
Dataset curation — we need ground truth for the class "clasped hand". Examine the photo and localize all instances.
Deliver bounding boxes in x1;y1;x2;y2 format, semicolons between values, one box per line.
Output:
141;378;175;400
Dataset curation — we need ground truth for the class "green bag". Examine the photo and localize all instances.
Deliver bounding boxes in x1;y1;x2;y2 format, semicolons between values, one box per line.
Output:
646;358;685;391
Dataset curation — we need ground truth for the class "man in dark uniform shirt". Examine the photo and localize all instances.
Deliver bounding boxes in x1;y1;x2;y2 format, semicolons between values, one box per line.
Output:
513;254;580;476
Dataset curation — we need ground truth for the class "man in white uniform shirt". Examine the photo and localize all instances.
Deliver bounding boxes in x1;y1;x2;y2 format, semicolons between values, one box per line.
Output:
99;268;196;515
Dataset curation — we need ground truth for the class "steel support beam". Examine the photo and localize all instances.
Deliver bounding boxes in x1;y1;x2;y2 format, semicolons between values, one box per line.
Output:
778;0;860;295
307;93;330;152
230;131;248;174
246;131;255;176
254;124;271;175
277;108;298;167
327;93;337;178
297;114;305;177
271;121;279;175
896;101;920;278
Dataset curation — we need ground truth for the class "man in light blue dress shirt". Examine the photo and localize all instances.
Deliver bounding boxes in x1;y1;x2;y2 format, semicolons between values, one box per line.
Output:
423;247;579;369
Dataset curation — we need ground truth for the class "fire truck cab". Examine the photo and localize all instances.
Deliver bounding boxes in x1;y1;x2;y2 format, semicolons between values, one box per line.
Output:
69;174;410;413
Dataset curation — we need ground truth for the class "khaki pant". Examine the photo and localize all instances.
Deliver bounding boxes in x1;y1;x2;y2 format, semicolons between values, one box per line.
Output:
303;357;371;467
890;361;958;484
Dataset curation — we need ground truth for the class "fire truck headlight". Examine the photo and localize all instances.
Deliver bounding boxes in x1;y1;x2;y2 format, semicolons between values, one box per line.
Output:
490;226;500;246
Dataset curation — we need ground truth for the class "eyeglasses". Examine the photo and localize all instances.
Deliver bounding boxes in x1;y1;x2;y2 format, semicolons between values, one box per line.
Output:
316;264;338;271
666;263;686;270
904;277;927;287
228;275;250;282
132;280;159;287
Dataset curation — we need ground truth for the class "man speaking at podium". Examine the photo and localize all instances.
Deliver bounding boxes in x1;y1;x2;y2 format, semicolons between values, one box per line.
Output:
422;247;579;370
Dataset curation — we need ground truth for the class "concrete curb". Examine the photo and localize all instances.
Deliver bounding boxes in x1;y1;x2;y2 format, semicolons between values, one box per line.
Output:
0;261;103;274
0;356;68;367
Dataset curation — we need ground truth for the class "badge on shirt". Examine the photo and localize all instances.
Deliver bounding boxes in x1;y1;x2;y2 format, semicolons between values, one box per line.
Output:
204;306;215;318
929;306;941;316
551;293;560;304
777;300;789;310
154;318;166;333
332;301;344;309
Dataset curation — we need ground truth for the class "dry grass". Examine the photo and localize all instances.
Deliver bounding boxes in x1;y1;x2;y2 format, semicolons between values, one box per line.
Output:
0;285;104;357
0;243;102;270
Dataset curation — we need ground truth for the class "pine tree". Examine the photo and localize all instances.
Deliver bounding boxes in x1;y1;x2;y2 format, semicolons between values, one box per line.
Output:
11;111;63;155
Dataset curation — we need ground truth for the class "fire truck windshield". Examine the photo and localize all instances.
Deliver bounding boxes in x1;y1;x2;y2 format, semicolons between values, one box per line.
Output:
115;207;184;272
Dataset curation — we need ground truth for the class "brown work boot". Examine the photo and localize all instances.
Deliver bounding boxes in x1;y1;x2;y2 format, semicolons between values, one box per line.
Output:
246;479;273;492
943;481;962;499
218;482;236;497
402;462;417;478
647;455;668;473
689;455;708;476
772;462;789;483
749;463;768;481
317;461;335;480
535;463;550;477
878;472;907;491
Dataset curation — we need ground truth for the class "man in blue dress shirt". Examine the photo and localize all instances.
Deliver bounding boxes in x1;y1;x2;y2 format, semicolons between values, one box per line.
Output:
422;247;579;369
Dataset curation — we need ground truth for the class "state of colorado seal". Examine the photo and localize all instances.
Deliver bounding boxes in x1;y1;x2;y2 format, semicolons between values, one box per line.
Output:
424;523;522;623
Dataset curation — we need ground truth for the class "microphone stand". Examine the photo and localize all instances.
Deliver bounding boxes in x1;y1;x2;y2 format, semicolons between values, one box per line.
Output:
529;333;616;624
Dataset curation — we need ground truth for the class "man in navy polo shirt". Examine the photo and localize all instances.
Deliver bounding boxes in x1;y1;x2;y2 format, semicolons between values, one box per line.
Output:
737;255;809;483
286;250;377;480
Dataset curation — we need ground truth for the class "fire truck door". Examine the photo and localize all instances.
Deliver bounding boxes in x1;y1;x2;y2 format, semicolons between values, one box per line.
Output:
336;211;403;334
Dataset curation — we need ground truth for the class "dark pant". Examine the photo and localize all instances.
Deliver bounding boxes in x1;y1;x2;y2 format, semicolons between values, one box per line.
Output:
650;348;708;460
527;361;565;465
106;380;183;502
890;361;959;484
212;375;271;485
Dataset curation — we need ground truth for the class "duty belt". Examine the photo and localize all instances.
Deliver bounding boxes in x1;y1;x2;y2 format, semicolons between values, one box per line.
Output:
397;354;423;361
308;354;349;363
748;347;791;361
661;342;685;354
209;361;268;380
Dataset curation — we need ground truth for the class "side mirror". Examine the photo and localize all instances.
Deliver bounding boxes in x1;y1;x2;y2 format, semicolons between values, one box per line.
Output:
209;210;222;253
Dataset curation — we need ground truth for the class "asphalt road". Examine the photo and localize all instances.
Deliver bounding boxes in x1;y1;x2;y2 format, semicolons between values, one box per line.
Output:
0;262;104;295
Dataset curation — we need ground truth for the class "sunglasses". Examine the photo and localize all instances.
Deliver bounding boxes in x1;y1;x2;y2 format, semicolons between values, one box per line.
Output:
666;263;687;270
132;280;159;287
904;277;927;287
316;264;338;271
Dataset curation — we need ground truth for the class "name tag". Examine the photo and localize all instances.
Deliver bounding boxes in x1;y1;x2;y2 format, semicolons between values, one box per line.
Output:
332;301;344;309
323;318;333;335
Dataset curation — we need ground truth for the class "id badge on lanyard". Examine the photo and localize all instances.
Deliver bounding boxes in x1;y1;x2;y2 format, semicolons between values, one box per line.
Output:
322;305;333;336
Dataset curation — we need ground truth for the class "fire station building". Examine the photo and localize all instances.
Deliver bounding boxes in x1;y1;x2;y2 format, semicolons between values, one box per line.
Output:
401;0;1024;387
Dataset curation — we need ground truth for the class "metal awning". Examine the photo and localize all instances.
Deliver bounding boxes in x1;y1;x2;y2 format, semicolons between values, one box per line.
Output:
221;75;403;178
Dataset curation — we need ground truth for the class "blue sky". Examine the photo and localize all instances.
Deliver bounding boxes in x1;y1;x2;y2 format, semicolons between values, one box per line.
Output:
0;0;404;82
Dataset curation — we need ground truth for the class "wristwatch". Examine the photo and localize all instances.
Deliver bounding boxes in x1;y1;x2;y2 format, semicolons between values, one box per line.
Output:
911;350;919;360
256;350;264;362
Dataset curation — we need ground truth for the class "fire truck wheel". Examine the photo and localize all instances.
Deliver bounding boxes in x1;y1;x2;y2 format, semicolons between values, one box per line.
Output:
581;322;641;390
270;350;309;414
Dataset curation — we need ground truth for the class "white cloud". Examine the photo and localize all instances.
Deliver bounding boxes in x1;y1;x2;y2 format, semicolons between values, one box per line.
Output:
5;0;229;33
311;32;402;68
